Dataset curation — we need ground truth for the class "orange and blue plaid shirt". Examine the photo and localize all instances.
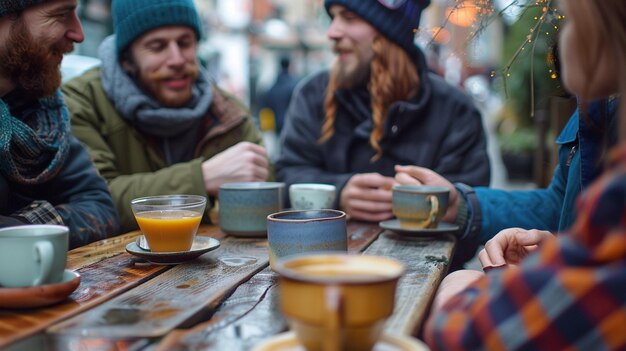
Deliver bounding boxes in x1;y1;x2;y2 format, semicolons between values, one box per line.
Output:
426;145;626;350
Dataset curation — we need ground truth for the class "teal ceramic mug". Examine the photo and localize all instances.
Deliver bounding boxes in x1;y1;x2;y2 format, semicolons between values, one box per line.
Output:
267;209;347;270
392;185;450;229
0;225;69;287
218;182;285;237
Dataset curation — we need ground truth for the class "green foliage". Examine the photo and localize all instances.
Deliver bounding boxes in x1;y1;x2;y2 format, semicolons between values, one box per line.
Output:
498;127;537;154
499;3;561;129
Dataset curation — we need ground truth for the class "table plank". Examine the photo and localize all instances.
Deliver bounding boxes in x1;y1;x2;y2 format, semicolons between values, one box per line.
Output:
370;232;455;335
0;226;225;349
155;222;383;350
47;236;269;341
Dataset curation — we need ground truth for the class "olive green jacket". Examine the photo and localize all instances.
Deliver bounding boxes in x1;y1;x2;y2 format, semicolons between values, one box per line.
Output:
62;67;267;232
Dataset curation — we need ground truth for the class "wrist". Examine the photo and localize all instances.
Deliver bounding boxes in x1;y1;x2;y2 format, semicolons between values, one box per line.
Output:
454;183;481;242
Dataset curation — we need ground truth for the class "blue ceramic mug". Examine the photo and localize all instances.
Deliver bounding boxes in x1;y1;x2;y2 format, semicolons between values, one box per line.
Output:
219;182;285;237
267;209;347;270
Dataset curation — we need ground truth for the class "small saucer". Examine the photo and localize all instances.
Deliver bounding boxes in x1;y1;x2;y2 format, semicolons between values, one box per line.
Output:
126;236;220;264
252;331;429;351
0;270;80;309
379;219;459;236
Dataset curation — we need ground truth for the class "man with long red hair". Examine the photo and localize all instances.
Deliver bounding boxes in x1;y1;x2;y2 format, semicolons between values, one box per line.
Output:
276;0;490;224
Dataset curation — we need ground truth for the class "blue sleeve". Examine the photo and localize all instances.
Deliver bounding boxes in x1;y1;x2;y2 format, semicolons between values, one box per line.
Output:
49;136;120;247
476;162;566;242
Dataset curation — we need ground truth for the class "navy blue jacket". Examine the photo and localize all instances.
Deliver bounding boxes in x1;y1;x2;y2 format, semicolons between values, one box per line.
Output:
0;135;120;248
276;66;490;207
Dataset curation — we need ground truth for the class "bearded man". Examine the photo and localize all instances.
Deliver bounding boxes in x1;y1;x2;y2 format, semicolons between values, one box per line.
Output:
276;0;490;224
62;0;270;232
0;0;120;248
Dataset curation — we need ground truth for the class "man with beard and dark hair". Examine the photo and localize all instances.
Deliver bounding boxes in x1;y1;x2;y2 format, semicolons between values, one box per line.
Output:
0;0;120;248
62;0;270;232
276;0;490;226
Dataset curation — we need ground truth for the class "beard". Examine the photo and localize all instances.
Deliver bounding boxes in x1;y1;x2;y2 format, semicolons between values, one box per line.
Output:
331;45;372;89
0;17;73;98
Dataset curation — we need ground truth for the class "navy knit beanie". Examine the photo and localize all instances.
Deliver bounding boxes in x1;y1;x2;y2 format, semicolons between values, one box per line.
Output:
324;0;430;58
112;0;204;55
0;0;46;17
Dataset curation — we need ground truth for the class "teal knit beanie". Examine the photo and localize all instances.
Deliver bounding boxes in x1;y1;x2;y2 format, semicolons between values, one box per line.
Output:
0;0;46;17
324;0;430;58
112;0;204;55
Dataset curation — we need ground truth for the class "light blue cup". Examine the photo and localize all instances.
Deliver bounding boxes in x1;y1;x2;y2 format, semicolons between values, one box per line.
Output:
219;182;285;237
392;185;450;229
0;225;69;287
267;209;348;270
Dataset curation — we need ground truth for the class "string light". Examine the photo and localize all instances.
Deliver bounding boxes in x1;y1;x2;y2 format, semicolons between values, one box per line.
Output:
427;0;564;114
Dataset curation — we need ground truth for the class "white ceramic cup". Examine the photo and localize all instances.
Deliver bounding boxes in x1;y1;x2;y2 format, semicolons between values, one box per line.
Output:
0;225;69;287
289;183;336;210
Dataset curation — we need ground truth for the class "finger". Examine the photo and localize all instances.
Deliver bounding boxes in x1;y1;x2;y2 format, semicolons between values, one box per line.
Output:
477;249;494;268
516;229;554;246
483;238;508;266
350;173;395;189
394;165;433;182
395;172;422;185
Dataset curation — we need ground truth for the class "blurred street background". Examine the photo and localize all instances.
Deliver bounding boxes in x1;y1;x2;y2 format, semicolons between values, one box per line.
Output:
66;0;575;191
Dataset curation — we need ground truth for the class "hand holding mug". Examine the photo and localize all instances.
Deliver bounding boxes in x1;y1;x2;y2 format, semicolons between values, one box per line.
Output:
394;165;459;223
202;142;269;195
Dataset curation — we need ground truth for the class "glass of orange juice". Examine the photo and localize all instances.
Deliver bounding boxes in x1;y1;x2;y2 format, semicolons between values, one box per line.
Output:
131;195;207;252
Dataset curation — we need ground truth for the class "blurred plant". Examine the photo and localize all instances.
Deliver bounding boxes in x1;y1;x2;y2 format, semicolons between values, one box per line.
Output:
428;0;566;154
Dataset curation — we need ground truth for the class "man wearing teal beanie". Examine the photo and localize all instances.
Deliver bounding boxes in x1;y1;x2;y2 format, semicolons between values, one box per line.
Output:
62;0;270;232
112;0;204;55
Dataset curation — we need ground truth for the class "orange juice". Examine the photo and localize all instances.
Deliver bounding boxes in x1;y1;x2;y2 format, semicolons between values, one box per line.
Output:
134;210;202;252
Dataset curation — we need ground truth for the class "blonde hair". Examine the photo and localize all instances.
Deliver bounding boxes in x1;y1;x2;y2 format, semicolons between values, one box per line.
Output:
320;36;420;160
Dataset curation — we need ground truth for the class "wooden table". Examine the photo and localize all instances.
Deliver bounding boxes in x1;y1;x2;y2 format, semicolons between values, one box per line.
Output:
0;222;456;351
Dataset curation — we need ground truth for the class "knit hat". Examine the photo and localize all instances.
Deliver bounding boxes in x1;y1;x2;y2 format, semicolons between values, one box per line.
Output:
324;0;430;58
0;0;46;17
112;0;204;55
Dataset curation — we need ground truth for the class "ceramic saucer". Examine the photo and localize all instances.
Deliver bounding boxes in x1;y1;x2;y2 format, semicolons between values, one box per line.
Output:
125;236;220;264
0;270;80;309
379;219;459;236
252;331;430;351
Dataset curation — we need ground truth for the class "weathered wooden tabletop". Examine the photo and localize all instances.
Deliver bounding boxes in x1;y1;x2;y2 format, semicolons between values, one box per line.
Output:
0;222;455;351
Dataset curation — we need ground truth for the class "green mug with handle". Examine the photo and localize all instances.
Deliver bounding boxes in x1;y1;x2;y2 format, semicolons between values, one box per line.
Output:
0;225;69;287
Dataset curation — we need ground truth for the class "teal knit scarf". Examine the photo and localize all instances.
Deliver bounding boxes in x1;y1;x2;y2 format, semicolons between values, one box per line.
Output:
0;90;70;184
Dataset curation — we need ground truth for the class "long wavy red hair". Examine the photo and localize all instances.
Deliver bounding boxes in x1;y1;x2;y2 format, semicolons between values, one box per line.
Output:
320;36;420;160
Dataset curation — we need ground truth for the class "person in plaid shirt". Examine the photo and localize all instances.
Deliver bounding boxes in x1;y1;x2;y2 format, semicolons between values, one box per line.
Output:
424;0;626;349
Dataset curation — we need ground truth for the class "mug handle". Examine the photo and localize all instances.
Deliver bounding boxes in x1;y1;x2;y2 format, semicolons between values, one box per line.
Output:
32;241;54;286
324;285;343;351
424;195;439;228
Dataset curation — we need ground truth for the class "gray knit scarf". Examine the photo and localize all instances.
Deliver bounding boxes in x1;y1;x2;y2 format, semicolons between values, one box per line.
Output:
99;35;213;164
0;90;70;184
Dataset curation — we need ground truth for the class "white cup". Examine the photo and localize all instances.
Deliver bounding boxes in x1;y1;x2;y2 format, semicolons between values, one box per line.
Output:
289;183;336;210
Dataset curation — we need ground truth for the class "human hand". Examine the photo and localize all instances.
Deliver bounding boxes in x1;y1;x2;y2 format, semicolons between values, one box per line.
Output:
339;173;397;222
478;228;554;268
201;142;269;195
431;269;485;310
394;165;458;223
